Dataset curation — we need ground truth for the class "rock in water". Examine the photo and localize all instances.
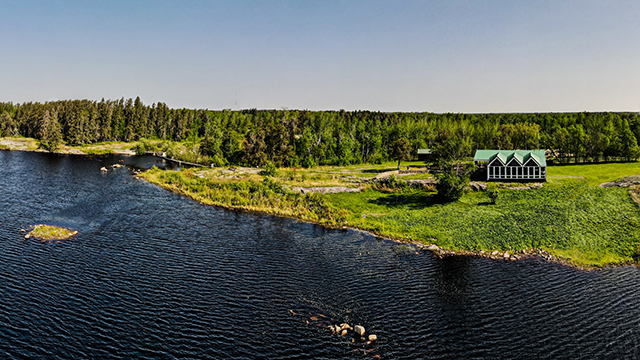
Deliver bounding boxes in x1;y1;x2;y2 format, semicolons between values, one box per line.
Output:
340;329;347;336
100;167;108;172
354;325;365;336
368;334;377;341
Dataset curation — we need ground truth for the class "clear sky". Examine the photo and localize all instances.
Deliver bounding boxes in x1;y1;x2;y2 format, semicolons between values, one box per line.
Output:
1;0;639;112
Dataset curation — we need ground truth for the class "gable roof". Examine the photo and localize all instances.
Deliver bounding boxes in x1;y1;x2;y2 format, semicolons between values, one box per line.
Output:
474;150;546;167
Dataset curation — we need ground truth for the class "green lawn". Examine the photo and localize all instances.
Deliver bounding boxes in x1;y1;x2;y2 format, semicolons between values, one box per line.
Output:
326;183;640;267
547;162;640;186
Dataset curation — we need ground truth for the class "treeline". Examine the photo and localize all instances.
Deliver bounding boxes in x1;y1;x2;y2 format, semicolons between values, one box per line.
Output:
1;97;639;166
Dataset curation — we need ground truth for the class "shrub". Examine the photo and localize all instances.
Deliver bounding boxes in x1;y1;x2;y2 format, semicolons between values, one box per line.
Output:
374;173;407;192
134;141;147;155
259;161;278;177
435;171;468;202
486;183;500;204
263;176;286;195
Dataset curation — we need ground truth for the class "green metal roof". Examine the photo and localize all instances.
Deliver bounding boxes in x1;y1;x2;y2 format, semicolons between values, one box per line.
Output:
474;150;546;167
417;149;432;155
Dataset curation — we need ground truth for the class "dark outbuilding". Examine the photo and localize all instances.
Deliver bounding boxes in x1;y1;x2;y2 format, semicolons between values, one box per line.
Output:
417;149;433;162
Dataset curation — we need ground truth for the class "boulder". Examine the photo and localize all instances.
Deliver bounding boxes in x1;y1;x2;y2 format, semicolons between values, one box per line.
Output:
503;252;510;259
340;329;347;336
100;167;108;172
354;325;365;336
368;334;377;341
426;245;439;251
491;250;499;256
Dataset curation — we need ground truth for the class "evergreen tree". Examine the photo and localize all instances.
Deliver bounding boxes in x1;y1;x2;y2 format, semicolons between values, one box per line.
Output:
0;111;16;137
39;110;63;152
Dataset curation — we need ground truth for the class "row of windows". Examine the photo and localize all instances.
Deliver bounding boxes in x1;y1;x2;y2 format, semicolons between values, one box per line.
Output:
488;166;546;179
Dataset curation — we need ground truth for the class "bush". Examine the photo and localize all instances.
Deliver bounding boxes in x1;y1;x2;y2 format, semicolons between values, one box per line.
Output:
486;183;500;204
374;173;407;192
435;171;468;202
263;176;287;195
134;141;147;155
259;161;278;177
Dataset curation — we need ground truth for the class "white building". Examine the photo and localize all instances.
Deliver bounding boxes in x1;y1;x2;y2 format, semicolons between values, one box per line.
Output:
474;150;547;181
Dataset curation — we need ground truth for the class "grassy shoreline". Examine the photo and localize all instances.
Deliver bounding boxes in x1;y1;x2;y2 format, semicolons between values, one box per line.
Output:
139;163;640;269
0;136;136;155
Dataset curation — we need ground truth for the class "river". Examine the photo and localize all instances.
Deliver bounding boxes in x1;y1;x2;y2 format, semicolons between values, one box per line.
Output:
1;151;640;359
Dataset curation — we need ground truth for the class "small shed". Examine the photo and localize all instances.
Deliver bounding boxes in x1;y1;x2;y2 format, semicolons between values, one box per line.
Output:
474;150;546;181
417;149;433;162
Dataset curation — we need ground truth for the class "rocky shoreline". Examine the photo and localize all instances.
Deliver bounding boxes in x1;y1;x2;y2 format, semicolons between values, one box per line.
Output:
408;242;634;271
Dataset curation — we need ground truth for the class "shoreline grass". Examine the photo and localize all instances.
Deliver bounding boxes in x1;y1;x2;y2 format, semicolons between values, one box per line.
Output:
139;167;348;226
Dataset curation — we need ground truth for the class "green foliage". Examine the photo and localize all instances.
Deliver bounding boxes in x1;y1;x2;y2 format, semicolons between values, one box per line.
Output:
390;137;412;170
486;183;500;204
0;111;16;137
259;161;278;177
374;173;407;192
435;171;468;202
134;141;147;155
38;110;63;152
2;98;640;168
433;128;473;176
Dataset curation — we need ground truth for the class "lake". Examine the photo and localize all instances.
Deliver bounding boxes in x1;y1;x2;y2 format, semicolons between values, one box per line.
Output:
1;151;639;359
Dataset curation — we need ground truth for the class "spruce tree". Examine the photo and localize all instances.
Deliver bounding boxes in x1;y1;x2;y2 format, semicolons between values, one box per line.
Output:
0;111;15;137
39;110;63;152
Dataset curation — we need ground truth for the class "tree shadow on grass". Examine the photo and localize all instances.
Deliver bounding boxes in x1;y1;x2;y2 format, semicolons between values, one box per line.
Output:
368;191;442;210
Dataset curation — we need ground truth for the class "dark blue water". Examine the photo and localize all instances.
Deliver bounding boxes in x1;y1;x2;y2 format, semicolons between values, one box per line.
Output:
1;151;640;359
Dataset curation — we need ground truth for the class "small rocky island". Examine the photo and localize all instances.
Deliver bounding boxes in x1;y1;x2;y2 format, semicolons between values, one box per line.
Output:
24;225;78;242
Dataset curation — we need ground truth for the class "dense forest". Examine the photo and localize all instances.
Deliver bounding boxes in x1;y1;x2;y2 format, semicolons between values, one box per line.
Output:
1;97;639;167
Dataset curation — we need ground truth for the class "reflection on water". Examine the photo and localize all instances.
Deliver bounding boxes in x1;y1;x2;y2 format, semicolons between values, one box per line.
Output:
1;151;640;359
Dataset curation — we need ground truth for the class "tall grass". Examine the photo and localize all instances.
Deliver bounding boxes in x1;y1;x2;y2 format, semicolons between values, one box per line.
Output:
139;168;347;225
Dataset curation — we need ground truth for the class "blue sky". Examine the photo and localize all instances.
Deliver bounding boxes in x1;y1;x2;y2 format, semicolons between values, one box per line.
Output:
1;0;639;112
